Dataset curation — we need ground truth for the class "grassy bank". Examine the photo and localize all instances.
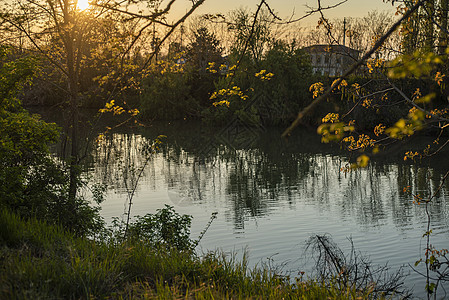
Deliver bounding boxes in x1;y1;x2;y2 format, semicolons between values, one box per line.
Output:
0;208;375;299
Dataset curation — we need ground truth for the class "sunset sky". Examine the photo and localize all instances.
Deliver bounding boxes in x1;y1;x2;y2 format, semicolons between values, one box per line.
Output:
171;0;397;24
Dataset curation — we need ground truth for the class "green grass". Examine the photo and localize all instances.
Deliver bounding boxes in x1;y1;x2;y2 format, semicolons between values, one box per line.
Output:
0;208;375;299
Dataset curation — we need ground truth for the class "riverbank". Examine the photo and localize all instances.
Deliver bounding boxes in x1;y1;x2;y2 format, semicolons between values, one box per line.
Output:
0;208;377;299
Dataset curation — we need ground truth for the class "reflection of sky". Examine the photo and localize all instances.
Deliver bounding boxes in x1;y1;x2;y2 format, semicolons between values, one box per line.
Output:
93;131;449;299
169;0;397;25
87;120;449;300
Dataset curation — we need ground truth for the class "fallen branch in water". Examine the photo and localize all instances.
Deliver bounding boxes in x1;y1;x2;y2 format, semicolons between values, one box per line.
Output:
305;234;411;298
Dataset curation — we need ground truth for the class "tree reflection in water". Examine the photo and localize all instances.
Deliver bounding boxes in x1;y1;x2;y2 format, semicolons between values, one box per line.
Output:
86;121;449;234
83;121;449;297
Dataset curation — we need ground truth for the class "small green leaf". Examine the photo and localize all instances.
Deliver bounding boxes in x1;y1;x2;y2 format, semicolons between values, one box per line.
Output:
426;282;436;294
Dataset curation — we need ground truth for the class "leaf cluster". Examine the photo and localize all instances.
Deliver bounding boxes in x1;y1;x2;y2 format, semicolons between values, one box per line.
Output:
0;46;103;236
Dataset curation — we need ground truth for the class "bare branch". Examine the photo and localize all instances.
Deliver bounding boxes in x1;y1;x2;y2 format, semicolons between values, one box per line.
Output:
95;0;176;22
385;75;449;124
260;0;281;21
142;0;206;69
281;0;348;25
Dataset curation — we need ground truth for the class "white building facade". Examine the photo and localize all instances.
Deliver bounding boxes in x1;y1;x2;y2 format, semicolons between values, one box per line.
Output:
303;45;360;77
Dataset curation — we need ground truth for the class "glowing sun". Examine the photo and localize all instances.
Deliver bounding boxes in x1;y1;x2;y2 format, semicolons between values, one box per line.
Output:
78;0;89;10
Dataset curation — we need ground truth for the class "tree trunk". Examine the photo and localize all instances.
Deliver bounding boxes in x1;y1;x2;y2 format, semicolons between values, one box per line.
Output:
403;1;421;53
63;0;80;202
424;0;436;51
438;0;449;55
68;77;79;202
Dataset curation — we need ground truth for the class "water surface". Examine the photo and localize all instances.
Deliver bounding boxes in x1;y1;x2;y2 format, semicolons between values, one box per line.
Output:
86;121;449;299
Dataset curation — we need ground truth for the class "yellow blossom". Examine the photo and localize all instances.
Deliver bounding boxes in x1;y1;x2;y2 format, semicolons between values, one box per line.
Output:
435;72;445;86
310;82;324;99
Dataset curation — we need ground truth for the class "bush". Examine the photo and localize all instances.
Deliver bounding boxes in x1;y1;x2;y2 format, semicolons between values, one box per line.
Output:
0;46;103;236
203;40;314;126
139;61;198;120
112;205;194;251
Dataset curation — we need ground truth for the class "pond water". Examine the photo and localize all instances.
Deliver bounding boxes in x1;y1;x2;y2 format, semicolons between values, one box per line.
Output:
84;120;449;299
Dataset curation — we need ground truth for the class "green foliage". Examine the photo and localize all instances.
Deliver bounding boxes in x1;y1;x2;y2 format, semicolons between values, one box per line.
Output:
139;27;225;120
0;208;377;299
385;107;426;139
0;48;37;106
122;205;193;251
0;208;124;298
388;50;444;79
0;46;103;236
205;40;314;125
258;41;314;123
0;46;58;208
185;27;224;108
139;61;197;120
186;27;224;74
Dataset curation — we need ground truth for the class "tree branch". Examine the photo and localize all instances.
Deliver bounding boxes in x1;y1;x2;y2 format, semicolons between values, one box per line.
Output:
282;0;426;139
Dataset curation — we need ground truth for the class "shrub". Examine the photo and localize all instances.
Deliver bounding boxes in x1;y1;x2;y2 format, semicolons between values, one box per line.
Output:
0;46;103;236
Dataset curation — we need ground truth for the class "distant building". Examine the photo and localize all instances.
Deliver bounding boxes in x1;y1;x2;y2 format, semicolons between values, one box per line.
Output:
303;45;360;77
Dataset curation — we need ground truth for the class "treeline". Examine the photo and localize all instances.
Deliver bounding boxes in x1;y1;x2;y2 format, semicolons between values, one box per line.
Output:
3;1;449;130
8;7;414;126
12;8;319;125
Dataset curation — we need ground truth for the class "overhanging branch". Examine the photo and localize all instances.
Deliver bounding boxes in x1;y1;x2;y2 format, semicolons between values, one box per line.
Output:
281;0;426;139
